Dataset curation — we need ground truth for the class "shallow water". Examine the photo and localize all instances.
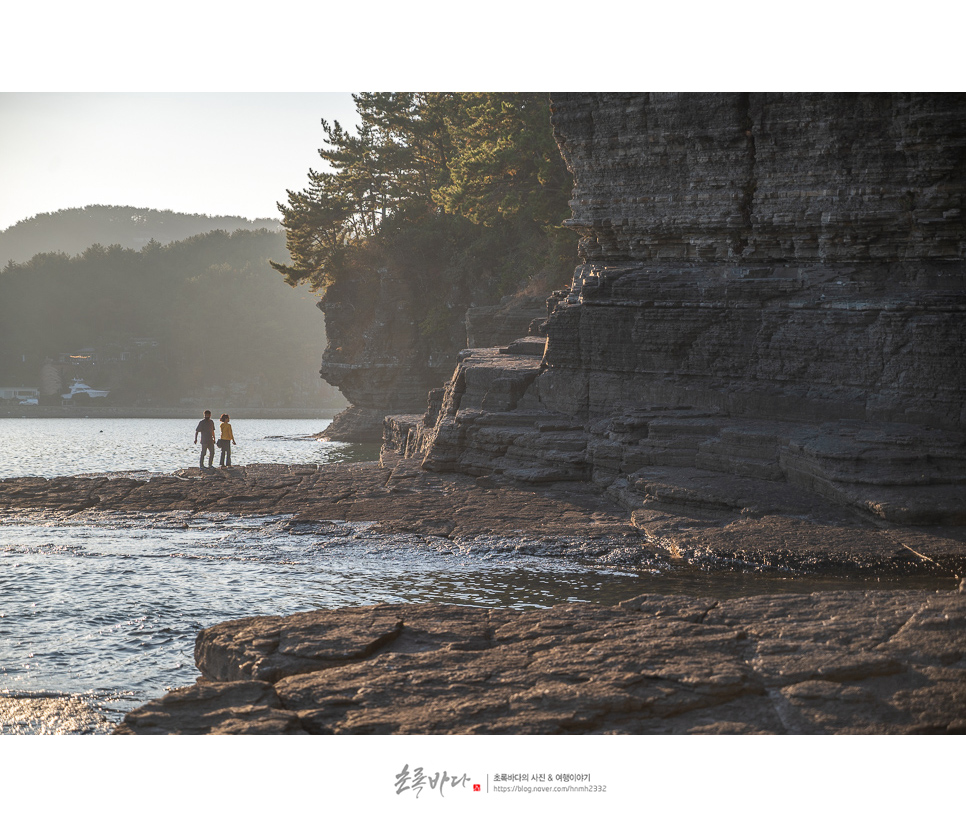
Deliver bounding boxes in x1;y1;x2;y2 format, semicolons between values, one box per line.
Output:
0;419;957;735
0;417;379;478
1;509;955;735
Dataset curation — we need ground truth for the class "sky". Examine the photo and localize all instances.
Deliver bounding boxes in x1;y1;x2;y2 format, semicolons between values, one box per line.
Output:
0;93;360;231
2;6;957;234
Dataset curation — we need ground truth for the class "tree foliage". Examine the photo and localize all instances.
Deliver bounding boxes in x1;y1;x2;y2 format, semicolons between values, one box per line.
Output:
272;93;574;296
435;93;571;228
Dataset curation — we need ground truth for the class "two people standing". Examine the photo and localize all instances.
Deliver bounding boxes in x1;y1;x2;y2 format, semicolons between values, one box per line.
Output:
194;410;236;469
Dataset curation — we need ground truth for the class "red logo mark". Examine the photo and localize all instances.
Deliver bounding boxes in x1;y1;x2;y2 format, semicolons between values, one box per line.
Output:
473;784;481;792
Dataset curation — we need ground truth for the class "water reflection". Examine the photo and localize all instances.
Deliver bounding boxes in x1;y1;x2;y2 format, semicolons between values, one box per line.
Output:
0;418;380;478
0;510;957;735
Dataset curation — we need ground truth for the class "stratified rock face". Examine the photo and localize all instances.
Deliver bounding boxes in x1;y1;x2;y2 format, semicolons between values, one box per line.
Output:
318;271;461;441
317;263;553;441
544;92;966;429
390;93;966;527
554;93;965;264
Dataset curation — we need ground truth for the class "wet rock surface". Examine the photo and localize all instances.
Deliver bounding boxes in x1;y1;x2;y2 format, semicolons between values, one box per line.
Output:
8;462;960;735
2;460;963;575
115;589;966;734
0;461;632;540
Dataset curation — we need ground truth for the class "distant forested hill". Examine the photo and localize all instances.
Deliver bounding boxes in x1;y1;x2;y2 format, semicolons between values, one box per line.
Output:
0;205;282;266
0;229;344;409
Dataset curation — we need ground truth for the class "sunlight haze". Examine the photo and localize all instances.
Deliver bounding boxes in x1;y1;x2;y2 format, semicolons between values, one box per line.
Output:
0;92;359;232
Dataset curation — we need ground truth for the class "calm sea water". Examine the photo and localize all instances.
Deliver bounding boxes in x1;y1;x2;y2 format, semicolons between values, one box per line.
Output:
0;419;956;735
0;417;379;478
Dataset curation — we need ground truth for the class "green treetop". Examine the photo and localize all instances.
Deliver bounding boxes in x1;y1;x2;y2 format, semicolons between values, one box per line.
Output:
272;92;573;296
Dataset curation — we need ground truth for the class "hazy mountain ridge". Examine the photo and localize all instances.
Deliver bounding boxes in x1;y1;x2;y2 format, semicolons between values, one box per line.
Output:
0;227;344;409
1;205;282;265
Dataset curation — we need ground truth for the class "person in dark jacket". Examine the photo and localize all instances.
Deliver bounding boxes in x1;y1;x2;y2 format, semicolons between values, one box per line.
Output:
194;410;216;469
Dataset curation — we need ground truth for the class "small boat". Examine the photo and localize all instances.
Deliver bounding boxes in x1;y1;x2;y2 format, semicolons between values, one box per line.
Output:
62;378;110;400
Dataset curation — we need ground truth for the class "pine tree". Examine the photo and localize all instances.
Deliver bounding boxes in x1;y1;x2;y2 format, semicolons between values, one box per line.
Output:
272;92;574;296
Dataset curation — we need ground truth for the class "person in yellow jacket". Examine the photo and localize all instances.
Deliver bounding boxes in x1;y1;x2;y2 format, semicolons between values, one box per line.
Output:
218;413;236;467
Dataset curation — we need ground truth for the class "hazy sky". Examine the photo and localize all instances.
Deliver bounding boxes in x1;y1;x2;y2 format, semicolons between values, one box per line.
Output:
2;4;952;235
0;93;362;231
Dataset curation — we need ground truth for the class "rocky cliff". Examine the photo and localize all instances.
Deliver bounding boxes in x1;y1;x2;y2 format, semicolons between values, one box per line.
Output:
387;93;966;530
544;93;965;428
317;268;461;442
108;96;966;735
318;265;552;442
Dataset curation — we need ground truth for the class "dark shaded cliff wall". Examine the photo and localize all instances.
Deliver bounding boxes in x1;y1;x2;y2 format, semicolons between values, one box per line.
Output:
387;93;966;527
556;93;965;263
318;266;550;442
541;93;965;430
318;268;465;441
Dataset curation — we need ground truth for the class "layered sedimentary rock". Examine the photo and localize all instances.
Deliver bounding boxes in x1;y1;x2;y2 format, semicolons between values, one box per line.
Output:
317;253;553;442
4;458;964;575
544;93;965;429
110;95;966;736
465;294;549;349
389;94;966;528
115;588;966;734
317;270;463;441
556;93;964;266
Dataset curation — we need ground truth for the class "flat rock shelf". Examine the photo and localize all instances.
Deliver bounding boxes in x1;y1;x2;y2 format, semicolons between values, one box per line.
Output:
3;461;963;575
115;589;966;734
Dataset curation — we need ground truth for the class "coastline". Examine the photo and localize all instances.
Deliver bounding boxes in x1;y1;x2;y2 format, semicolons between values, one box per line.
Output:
116;588;966;735
0;406;341;419
3;457;962;576
2;458;963;734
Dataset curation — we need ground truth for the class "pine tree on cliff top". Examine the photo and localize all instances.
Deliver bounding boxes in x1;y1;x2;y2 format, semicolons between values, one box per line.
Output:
271;92;573;295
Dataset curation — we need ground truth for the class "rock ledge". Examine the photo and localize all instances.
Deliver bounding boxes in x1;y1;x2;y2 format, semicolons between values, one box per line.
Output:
116;590;966;735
